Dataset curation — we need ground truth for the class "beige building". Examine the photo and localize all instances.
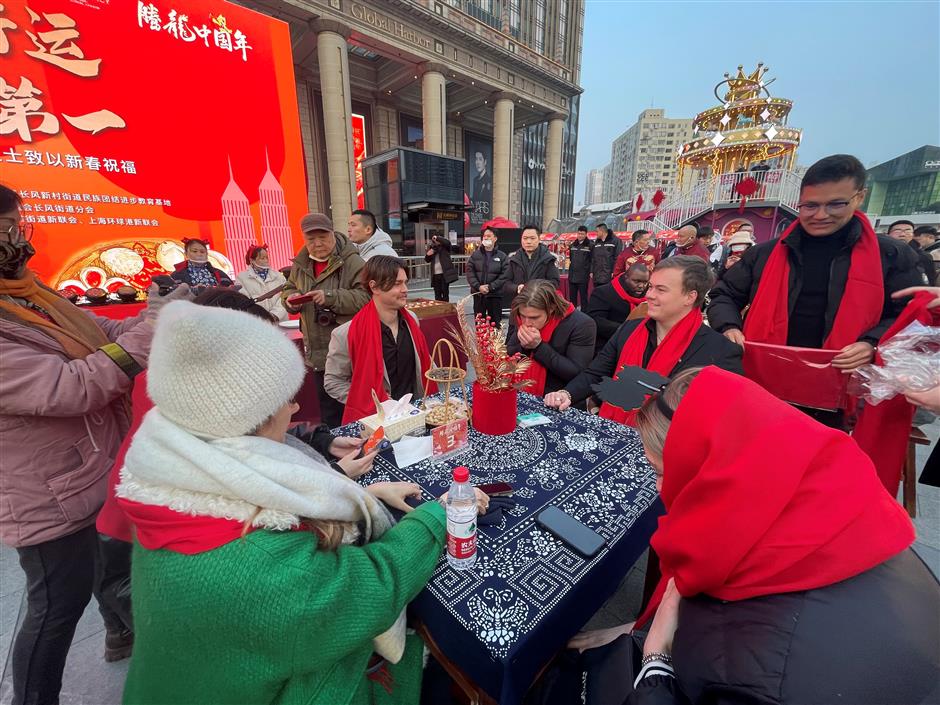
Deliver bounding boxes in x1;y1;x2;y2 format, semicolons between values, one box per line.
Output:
583;166;605;206
242;0;585;250
601;109;693;205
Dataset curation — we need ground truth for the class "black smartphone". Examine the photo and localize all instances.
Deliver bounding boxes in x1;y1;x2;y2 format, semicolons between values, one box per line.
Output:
536;506;605;558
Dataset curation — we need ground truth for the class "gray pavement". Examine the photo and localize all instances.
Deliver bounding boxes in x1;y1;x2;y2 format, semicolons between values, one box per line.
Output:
1;322;937;702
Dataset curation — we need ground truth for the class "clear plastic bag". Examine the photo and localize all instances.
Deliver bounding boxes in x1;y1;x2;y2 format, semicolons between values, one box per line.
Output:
848;322;940;405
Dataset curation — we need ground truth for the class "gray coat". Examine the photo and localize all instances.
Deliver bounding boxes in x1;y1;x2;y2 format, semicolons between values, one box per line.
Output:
358;228;398;261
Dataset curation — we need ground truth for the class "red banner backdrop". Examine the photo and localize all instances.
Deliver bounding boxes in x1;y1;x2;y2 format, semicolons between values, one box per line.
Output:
351;113;366;210
0;0;307;293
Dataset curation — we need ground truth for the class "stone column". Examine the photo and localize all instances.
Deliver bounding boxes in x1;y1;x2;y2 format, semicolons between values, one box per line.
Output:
542;113;567;230
313;20;355;223
421;64;447;154
492;92;516;219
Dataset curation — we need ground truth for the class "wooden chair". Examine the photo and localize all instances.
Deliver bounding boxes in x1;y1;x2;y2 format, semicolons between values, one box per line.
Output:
904;427;931;518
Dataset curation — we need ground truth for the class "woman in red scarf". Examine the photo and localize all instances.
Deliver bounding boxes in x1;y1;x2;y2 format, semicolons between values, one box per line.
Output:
507;280;596;398
562;366;938;705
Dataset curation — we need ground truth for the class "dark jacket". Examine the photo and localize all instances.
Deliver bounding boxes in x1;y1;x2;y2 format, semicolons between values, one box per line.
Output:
910;240;938;286
506;310;597;394
425;238;458;283
568;238;594;285
503;245;561;295
585;276;643;351
564;317;743;405
629;549;940;705
466;247;510;297
707;220;922;345
170;261;233;287
591;234;624;285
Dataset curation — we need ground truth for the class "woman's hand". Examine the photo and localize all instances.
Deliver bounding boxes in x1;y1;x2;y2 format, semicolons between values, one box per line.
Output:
336;447;378;480
438;488;490;515
903;385;940;415
567;622;635;653
643;578;681;658
367;482;423;513
544;390;572;411
329;436;363;459
893;286;940;309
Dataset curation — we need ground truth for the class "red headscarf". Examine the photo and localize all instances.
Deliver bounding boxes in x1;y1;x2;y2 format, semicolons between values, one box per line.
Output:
743;212;883;349
342;300;436;424
599;308;702;426
516;303;575;396
611;275;646;308
634;367;914;629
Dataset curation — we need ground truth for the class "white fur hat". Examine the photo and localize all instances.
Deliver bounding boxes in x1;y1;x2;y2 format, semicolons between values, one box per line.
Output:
147;301;305;437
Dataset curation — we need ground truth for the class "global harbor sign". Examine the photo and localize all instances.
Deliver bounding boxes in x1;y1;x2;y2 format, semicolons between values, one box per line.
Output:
350;3;432;50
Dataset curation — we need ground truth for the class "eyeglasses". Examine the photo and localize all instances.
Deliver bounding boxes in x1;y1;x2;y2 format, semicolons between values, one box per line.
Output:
797;191;862;216
2;221;33;244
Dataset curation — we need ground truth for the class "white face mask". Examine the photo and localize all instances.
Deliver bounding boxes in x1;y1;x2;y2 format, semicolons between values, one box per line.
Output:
188;255;208;264
482;239;494;250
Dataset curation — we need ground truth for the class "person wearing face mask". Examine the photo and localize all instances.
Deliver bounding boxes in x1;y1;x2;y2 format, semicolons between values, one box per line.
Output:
503;224;561;296
466;227;509;324
170;238;233;290
235;245;289;321
662;225;709;262
716;230;755;277
0;184;192;703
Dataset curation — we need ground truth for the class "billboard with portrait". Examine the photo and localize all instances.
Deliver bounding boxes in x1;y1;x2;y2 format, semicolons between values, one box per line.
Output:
464;132;492;233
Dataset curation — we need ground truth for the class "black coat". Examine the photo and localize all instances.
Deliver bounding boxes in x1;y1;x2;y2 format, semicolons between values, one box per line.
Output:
506;310;596;394
591;234;624;285
466;247;509;297
425;239;458;283
564;317;743;405
707;220;922;344
170;262;233;287
585;276;643;351
629;549;940;705
568;239;594;285
910;240;938;286
503;245;561;295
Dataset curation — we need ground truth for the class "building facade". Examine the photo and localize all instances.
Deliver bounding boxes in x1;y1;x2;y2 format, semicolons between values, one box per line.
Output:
863;145;940;217
584;166;605;206
601;109;693;205
241;0;584;252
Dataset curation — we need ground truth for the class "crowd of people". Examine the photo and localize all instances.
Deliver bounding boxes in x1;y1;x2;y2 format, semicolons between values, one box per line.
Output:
0;152;938;705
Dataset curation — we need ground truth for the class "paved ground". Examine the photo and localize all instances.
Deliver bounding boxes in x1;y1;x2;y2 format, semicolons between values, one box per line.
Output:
1;293;937;702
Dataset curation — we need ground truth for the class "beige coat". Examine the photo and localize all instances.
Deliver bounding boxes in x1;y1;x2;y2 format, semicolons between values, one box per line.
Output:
236;267;288;321
281;233;369;370
324;311;425;404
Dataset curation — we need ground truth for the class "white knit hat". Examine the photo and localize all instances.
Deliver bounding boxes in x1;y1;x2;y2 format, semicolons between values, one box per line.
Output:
147;301;305;437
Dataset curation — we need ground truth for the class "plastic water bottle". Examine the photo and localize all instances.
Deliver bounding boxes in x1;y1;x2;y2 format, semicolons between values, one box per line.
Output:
446;466;477;570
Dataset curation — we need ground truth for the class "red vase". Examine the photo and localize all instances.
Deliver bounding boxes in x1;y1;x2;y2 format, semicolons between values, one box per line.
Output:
472;382;518;435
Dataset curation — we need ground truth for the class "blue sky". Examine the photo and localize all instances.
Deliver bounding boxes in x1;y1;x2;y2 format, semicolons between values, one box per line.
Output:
574;0;940;206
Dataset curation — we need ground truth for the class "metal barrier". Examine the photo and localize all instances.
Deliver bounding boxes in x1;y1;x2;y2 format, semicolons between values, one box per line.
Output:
401;255;469;287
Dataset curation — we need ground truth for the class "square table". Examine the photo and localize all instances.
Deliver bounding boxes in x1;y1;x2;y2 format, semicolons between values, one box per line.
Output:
340;391;662;705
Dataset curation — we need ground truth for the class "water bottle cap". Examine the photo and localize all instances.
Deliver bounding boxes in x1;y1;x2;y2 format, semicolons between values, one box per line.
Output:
452;466;469;482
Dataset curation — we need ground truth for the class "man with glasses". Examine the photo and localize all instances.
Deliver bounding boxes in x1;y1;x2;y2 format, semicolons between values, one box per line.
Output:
707;154;920;424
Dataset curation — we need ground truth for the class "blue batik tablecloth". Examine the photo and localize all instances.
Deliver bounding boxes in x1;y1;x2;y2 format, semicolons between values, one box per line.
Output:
339;391;662;705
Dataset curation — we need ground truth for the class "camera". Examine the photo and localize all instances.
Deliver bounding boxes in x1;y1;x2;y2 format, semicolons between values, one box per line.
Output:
315;306;337;327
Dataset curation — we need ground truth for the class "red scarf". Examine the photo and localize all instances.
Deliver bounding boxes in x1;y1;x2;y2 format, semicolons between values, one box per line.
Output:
598;308;702;426
743;212;884;349
117;497;248;554
342;300;435;424
852;291;940;495
635;367;913;629
516;304;575;396
611;276;646;308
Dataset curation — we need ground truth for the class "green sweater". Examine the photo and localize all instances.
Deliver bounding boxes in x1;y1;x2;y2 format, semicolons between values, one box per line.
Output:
123;502;446;705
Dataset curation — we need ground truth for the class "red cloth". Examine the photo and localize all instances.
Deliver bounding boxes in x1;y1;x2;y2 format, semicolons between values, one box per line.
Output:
516;303;575;396
675;241;710;262
635;367;914;630
342;300;435;424
117;497;248;554
611;276;646;308
614;247;658;276
96;372;153;543
742;212;884;349
312;260;328;277
852;291;940;495
598;308;703;426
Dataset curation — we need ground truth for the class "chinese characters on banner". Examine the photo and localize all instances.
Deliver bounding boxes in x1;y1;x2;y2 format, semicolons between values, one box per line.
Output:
351;113;367;210
0;1;307;292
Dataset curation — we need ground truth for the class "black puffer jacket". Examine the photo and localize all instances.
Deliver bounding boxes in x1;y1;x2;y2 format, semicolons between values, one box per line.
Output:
707;218;922;344
591;234;623;285
466;247;510;297
630;549;940;705
503;245;561;295
506;310;596;394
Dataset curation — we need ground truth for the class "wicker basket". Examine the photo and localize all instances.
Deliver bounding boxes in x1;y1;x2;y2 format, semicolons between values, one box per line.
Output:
421;338;470;427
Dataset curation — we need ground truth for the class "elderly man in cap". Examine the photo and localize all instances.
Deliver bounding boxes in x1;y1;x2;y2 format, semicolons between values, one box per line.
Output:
283;212;369;426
